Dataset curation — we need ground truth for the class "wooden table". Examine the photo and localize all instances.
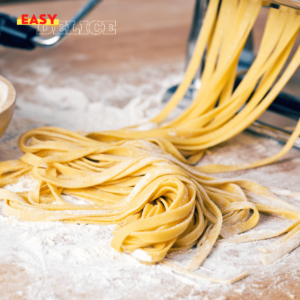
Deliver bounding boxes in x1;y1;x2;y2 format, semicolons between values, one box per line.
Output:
0;1;300;299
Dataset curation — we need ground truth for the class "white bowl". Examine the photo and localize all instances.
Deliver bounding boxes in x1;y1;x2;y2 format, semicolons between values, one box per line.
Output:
0;76;16;139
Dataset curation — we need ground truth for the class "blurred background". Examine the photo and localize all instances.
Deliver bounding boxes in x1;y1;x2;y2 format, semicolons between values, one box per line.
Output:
0;0;194;78
0;0;299;129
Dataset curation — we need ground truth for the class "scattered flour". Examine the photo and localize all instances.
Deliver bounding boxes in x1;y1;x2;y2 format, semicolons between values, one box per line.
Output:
131;249;153;262
4;176;38;193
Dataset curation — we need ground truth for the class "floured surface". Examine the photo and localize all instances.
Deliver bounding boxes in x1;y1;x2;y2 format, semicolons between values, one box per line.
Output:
1;60;300;300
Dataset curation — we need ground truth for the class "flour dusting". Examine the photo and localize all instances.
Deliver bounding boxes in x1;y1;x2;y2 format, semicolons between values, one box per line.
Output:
132;249;153;262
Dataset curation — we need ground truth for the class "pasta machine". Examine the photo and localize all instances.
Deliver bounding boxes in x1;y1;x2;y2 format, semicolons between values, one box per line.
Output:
0;0;299;149
164;0;300;149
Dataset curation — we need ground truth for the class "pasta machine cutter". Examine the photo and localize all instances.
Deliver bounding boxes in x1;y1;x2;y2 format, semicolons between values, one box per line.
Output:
163;0;300;149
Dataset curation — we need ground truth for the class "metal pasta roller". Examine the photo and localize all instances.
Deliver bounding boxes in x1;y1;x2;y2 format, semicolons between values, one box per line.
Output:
163;0;300;149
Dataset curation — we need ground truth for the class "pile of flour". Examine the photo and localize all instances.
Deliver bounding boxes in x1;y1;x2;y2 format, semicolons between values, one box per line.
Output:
1;59;300;299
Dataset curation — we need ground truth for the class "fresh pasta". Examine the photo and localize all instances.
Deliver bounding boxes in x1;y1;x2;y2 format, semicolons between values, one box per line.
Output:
1;0;300;284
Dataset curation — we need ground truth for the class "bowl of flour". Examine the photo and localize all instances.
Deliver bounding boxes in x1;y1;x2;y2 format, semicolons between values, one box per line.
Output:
0;76;16;139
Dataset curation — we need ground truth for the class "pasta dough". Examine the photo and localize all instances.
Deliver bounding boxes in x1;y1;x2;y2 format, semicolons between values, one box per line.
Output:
1;0;300;284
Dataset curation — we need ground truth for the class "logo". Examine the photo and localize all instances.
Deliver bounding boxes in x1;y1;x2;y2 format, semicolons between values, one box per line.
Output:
38;20;116;35
17;14;59;26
